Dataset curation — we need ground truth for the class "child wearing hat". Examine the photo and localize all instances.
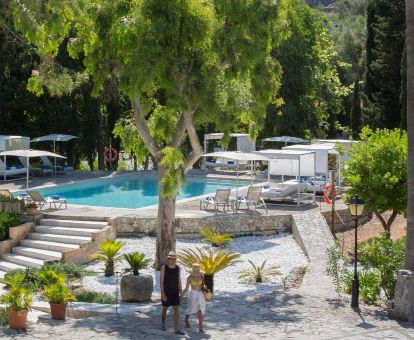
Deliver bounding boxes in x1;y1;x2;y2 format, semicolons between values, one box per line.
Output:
182;263;208;333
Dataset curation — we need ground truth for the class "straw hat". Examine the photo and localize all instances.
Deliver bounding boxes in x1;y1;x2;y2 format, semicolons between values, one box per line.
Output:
167;251;177;259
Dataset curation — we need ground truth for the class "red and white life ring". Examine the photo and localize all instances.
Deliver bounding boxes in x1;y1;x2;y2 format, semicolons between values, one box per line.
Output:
323;182;337;205
103;146;118;162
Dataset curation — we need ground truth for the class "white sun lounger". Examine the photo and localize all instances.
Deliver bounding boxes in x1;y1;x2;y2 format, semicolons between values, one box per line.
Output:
261;181;315;206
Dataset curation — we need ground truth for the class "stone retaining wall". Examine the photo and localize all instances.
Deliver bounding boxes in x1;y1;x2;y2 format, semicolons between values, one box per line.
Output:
321;208;371;232
113;213;292;238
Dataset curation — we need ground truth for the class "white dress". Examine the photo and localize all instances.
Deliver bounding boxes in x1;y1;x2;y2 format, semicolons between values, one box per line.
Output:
185;289;206;315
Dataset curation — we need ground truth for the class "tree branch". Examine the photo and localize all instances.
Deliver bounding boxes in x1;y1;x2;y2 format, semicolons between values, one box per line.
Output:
183;107;203;172
130;96;162;160
171;114;186;148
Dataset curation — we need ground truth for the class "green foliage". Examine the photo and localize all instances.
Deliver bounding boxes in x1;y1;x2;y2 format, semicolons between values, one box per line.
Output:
37;268;66;286
200;227;233;248
359;270;381;305
96;240;125;276
123;252;150;276
343;127;407;233
74;291;114;304
359;235;406;300
325;240;350;296
159;147;185;197
0;307;8;327
0;272;33;312
238;260;281;283
42;262;92;281
3;268;42;292
0;212;21;241
177;248;240;275
42;282;76;304
263;0;350;139
362;0;406;129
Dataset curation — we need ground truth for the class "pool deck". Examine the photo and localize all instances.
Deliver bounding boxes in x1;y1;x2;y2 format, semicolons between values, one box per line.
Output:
0;169;346;219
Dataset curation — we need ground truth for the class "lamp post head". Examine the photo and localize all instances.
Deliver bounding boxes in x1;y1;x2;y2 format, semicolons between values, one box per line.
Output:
348;195;365;217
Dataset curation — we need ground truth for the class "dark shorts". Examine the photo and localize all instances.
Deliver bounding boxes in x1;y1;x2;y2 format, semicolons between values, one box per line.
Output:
162;292;180;307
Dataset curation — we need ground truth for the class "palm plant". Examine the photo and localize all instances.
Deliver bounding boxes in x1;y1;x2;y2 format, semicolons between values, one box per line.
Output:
123;252;150;276
177;247;240;292
96;239;125;277
238;260;281;283
42;283;76;305
0;272;33;312
200;227;233;248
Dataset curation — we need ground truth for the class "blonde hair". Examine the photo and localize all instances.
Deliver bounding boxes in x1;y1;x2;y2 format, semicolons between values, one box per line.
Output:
191;263;201;274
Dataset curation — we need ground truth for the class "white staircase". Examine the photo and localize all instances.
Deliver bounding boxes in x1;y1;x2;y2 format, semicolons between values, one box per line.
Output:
0;218;111;276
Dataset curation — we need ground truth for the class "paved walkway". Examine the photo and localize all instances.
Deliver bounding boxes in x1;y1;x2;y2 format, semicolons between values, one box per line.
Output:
1;212;413;339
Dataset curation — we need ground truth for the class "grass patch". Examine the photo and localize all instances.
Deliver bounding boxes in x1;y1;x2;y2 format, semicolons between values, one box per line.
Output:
74;291;114;304
43;263;94;280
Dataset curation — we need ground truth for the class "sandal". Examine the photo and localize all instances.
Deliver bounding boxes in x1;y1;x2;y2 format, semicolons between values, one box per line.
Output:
199;329;205;333
175;330;185;335
161;326;166;331
184;322;191;328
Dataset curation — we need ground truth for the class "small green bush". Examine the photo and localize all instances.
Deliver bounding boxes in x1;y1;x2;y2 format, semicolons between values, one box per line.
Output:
325;241;349;296
200;227;233;248
3;268;42;292
43;263;93;280
359;270;381;305
75;291;114;304
123;252;150;275
359;234;405;300
0;307;8;326
0;212;21;241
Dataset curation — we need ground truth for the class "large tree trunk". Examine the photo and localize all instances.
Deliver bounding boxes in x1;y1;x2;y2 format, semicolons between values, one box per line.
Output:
374;210;398;238
405;0;414;271
155;165;178;268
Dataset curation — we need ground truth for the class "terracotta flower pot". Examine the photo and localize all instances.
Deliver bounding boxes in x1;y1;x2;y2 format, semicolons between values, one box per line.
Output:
50;303;67;320
8;309;28;330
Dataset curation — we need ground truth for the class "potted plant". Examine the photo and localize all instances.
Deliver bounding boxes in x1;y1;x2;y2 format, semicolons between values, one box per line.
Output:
177;248;240;293
38;269;76;320
42;283;76;320
0;272;33;329
121;252;153;302
96;239;124;276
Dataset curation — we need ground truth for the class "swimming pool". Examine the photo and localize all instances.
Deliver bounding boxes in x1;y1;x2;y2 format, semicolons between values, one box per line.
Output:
35;176;247;209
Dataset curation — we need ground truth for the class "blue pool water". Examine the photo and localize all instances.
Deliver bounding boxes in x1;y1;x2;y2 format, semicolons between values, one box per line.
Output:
35;176;246;209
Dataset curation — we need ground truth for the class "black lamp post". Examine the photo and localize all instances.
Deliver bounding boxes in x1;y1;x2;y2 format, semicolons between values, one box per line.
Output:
347;195;365;309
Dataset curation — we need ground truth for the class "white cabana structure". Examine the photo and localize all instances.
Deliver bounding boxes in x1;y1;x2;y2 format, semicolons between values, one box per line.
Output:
255;149;316;183
0;135;30;151
202;151;270;195
0;149;66;188
262;136;308;146
282;143;341;186
311;138;357;162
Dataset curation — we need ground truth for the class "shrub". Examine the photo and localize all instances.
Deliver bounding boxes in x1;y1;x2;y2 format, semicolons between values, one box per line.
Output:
3;268;42;292
123;252;150;275
238;260;281;283
75;291;114;304
0;212;21;240
200;227;233;248
43;263;92;280
359;270;381;305
96;239;125;276
0;307;8;327
325;241;350;297
359;234;405;300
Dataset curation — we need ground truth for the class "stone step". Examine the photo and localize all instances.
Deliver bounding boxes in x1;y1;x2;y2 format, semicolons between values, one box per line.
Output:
35;225;101;237
39;219;107;229
0;260;26;272
0;270;6;278
12;246;62;261
28;233;91;245
20;239;80;252
42;214;109;222
1;254;46;269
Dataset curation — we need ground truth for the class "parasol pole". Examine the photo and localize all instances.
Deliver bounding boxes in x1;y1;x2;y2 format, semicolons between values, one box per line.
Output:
26;156;29;189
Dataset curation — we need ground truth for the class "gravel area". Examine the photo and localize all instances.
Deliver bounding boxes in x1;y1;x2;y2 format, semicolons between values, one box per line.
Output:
82;233;308;298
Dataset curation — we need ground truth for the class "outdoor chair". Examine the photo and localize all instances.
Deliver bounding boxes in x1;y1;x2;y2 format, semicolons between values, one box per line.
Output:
200;188;231;213
233;186;268;214
26;190;67;211
0;189;14;200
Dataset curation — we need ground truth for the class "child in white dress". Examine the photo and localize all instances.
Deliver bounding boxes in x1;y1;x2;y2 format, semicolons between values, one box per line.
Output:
182;264;208;333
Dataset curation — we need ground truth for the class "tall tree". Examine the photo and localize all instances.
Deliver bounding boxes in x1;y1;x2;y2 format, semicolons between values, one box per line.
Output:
262;0;349;140
350;79;362;138
362;0;406;129
12;0;289;266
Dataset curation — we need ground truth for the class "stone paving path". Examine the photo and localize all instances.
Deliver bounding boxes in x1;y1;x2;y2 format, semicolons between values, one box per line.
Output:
1;212;413;339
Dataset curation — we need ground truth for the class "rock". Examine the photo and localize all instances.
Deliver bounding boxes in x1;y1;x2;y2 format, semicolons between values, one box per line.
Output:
121;274;153;302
